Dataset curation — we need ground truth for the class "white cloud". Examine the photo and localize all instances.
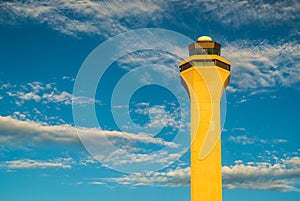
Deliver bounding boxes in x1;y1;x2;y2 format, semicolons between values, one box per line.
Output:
3;81;99;106
62;76;75;82
232;127;246;131
0;116;178;149
100;149;183;170
228;135;288;145
88;181;104;185
27;81;44;93
12;111;27;120
41;89;100;106
42;90;72;105
222;157;300;191
283;157;300;167
228;135;257;145
0;158;72;169
273;139;288;143
223;41;300;91
0;116;79;145
129;104;183;130
1;0;298;37
0;0;163;37
117;49;185;73
0;83;13;90
100;157;300;191
18;91;41;102
195;0;300;26
104;167;190;186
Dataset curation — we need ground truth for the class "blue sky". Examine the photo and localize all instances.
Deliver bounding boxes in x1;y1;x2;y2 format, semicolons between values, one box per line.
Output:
0;0;299;201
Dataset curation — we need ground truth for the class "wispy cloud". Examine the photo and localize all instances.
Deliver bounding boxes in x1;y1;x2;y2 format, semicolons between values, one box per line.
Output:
1;0;298;37
195;0;300;26
127;103;185;131
223;41;300;92
0;158;72;169
0;0;163;37
228;135;288;145
96;156;300;192
117;48;186;73
104;167;190;186
99;149;184;170
0;116;178;149
3;81;99;106
1;1;299;93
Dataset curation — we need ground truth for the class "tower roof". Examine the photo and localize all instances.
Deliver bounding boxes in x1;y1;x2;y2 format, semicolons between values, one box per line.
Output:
197;36;212;42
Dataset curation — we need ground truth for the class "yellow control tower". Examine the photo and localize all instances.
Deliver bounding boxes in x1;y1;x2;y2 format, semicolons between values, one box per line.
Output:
179;36;231;201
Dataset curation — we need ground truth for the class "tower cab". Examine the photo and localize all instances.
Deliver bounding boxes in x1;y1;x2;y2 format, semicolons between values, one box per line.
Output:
179;36;231;72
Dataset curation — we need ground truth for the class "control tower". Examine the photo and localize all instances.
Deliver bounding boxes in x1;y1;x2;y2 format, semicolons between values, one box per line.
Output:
179;36;231;201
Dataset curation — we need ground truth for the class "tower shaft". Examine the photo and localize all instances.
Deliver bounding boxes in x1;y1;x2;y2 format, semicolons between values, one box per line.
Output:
181;67;229;201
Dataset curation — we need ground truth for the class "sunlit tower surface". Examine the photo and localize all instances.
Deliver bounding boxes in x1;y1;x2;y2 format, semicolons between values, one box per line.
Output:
179;36;231;201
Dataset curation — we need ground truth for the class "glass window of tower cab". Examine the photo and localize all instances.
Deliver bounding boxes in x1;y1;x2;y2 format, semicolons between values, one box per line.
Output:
189;36;221;56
